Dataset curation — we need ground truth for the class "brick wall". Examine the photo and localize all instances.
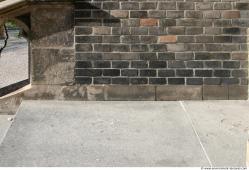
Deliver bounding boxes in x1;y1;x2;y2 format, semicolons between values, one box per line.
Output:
74;0;248;90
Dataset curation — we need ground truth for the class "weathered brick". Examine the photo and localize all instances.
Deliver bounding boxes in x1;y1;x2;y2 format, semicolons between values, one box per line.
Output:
93;27;111;35
110;10;129;18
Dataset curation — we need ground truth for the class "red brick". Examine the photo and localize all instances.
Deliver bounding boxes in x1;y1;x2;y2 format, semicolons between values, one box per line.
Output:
140;18;158;26
159;35;177;43
231;52;248;60
223;11;240;19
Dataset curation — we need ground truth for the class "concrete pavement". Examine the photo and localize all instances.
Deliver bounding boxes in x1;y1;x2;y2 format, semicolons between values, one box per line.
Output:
0;30;29;88
0;100;248;167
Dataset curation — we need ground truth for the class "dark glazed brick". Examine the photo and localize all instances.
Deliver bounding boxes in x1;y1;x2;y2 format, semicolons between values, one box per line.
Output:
177;2;194;10
130;11;148;18
204;61;221;68
75;69;102;77
131;45;149;52
75;27;92;35
140;70;156;77
168;78;185;85
168;61;185;68
75;36;102;43
112;61;130;68
75;11;91;18
214;70;231;77
131;61;148;68
158;53;175;60
232;70;248;77
223;61;240;68
149;78;167;85
149;61;167;68
103;2;120;10
112;78;129;85
158;2;176;10
149;44;167;52
222;78;239;85
235;3;249;10
130;78;148;85
214;36;232;43
204;78;221;85
187;61;203;68
121;69;138;77
121;2;139;10
75;77;92;84
103;69;120;76
158;70;175;77
140;53;157;60
187;78;203;85
140;2;157;10
160;19;176;27
176;70;193;77
76;61;92;68
94;61;111;68
195;70;213;77
223;28;240;34
76;44;93;52
94;78;111;84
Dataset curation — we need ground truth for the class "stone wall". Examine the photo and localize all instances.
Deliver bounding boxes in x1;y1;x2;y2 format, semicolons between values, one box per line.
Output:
73;0;249;100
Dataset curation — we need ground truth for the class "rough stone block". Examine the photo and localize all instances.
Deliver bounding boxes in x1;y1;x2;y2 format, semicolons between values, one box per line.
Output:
229;85;248;100
156;85;202;101
140;18;158;26
106;86;155;101
203;85;228;100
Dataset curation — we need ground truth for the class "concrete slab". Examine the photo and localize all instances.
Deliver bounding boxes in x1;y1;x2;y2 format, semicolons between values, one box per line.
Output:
0;115;14;144
0;100;209;167
182;101;249;167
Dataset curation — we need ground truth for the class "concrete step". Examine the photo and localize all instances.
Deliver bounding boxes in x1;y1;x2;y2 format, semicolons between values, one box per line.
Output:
0;100;248;167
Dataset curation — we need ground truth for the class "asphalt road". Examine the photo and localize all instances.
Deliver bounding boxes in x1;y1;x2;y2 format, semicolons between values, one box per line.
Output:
0;30;29;88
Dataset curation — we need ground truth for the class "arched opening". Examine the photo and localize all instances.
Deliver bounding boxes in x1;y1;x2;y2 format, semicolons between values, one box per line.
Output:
0;18;30;97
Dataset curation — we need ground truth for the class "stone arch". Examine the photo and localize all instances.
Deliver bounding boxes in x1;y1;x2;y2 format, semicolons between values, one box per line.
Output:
0;14;30;98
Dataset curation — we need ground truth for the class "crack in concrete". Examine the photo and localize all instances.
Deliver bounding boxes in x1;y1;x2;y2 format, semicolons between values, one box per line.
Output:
179;101;213;167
